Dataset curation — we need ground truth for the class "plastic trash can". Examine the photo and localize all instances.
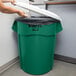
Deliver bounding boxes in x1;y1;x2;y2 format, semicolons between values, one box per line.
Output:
12;16;63;75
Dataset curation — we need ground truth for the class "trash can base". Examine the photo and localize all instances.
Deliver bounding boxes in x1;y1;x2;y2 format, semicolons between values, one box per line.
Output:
21;67;53;75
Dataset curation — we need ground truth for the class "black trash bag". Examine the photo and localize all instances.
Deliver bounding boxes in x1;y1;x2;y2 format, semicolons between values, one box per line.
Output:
16;16;60;26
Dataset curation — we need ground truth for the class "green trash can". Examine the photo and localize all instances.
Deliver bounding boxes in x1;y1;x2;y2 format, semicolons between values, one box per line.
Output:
12;16;63;75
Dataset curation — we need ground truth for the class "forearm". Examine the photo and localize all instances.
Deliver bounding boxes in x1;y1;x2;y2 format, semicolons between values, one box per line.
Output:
2;0;11;3
0;2;18;13
1;0;10;3
1;0;15;3
1;5;19;13
0;0;16;12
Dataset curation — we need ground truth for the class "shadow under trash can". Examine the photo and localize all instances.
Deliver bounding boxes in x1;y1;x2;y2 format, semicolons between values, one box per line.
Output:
12;16;63;75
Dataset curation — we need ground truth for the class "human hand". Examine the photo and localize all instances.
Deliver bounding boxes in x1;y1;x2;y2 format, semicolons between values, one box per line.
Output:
0;0;28;17
17;10;27;17
0;4;27;17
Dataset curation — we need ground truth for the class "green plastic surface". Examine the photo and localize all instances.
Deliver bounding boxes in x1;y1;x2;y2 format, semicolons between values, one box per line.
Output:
12;20;63;75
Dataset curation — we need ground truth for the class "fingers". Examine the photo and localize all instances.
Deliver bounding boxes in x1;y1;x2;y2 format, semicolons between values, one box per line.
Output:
17;10;28;17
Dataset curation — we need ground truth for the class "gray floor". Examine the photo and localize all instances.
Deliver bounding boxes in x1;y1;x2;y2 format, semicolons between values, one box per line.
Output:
0;60;76;76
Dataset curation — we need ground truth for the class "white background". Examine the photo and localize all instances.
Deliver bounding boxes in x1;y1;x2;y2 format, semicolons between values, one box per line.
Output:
48;4;76;58
0;0;29;67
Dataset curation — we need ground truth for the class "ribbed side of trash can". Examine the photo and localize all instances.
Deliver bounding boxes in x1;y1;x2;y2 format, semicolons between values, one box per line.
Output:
18;35;56;75
12;16;63;75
